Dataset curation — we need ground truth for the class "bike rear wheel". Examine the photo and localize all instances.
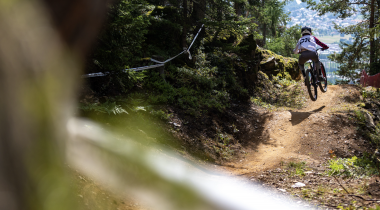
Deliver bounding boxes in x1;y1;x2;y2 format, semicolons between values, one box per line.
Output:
319;63;327;92
306;68;317;101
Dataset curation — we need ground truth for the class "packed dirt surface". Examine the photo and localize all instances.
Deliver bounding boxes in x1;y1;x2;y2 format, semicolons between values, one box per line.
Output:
221;85;368;175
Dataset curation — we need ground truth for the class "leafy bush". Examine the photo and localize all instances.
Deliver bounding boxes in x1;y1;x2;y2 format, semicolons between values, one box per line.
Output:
213;132;235;160
327;155;379;177
142;49;253;115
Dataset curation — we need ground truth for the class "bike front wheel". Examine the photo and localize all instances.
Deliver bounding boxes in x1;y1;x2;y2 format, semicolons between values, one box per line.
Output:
319;63;327;92
306;68;317;101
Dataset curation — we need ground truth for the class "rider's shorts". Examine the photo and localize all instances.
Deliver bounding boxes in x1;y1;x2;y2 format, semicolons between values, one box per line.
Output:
298;50;320;65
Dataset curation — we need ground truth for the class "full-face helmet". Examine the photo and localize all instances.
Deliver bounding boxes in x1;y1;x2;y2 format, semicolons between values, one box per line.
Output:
301;26;312;35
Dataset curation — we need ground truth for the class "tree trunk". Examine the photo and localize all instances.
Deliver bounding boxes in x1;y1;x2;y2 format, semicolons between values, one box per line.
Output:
369;0;375;73
262;24;267;46
181;0;188;50
234;1;242;17
192;0;205;22
191;0;206;50
262;0;266;46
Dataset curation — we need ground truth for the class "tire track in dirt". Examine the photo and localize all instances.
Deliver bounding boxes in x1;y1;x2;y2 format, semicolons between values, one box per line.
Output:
223;85;341;176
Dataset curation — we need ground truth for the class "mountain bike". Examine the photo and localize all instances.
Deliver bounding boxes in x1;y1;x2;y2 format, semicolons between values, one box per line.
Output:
305;48;328;101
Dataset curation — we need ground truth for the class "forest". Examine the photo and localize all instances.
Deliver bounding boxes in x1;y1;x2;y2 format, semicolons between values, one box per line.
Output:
76;1;380;208
3;0;380;209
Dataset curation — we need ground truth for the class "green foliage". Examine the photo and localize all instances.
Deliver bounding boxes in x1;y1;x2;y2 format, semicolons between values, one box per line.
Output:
79;101;128;115
245;0;290;45
328;24;369;80
265;25;301;58
253;71;306;109
140;47;262;115
273;71;296;87
148;109;173;121
144;65;232;116
305;0;380;75
84;0;302;119
86;0;294;99
144;5;182;57
360;87;380;100
354;110;366;126
287;161;306;176
89;0;152;93
251;97;274;109
213;132;235;160
327;155;379;177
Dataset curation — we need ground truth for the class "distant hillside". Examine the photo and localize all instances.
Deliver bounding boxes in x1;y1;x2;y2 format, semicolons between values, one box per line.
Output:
284;1;361;37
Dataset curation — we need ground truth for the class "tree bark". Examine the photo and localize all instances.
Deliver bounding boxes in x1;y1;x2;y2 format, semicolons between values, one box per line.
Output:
181;0;188;50
262;0;266;46
191;0;206;51
369;0;375;73
234;1;242;17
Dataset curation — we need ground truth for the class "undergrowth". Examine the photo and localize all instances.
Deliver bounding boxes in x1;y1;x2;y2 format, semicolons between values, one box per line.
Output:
79;101;128;115
213;132;236;160
141;50;254;116
327;155;379;177
252;71;306;109
287;161;307;176
354;109;380;151
360;86;380;101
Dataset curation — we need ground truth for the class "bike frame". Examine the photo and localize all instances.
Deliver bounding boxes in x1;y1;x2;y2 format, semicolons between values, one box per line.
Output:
305;48;328;101
305;48;324;85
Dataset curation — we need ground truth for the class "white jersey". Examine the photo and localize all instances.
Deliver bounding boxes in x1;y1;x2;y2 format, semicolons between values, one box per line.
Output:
293;35;317;54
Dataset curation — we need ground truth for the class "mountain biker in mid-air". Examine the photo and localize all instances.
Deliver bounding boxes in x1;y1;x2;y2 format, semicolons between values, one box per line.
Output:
293;26;329;84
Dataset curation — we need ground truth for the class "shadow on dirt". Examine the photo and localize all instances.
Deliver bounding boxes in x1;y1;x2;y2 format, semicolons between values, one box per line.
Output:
289;106;326;126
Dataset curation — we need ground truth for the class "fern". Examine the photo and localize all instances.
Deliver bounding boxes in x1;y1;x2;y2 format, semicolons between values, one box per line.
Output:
79;101;128;115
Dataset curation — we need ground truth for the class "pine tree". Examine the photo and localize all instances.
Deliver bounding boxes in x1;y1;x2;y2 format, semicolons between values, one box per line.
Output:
305;0;380;76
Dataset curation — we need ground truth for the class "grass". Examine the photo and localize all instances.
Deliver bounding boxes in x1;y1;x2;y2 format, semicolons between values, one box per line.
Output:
287;161;307;176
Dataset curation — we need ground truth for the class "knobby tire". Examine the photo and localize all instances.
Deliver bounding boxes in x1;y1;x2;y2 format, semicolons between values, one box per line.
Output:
306;68;317;101
319;63;327;92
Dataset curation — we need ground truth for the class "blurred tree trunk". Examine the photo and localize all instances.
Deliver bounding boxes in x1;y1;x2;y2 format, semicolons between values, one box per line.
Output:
0;0;110;210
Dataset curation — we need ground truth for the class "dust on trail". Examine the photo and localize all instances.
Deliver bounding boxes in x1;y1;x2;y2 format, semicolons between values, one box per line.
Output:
223;85;341;176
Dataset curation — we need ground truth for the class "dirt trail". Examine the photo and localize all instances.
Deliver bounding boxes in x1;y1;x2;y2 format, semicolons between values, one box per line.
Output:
223;85;341;176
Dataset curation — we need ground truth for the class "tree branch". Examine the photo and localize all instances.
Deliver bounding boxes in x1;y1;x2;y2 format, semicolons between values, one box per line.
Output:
333;176;350;194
